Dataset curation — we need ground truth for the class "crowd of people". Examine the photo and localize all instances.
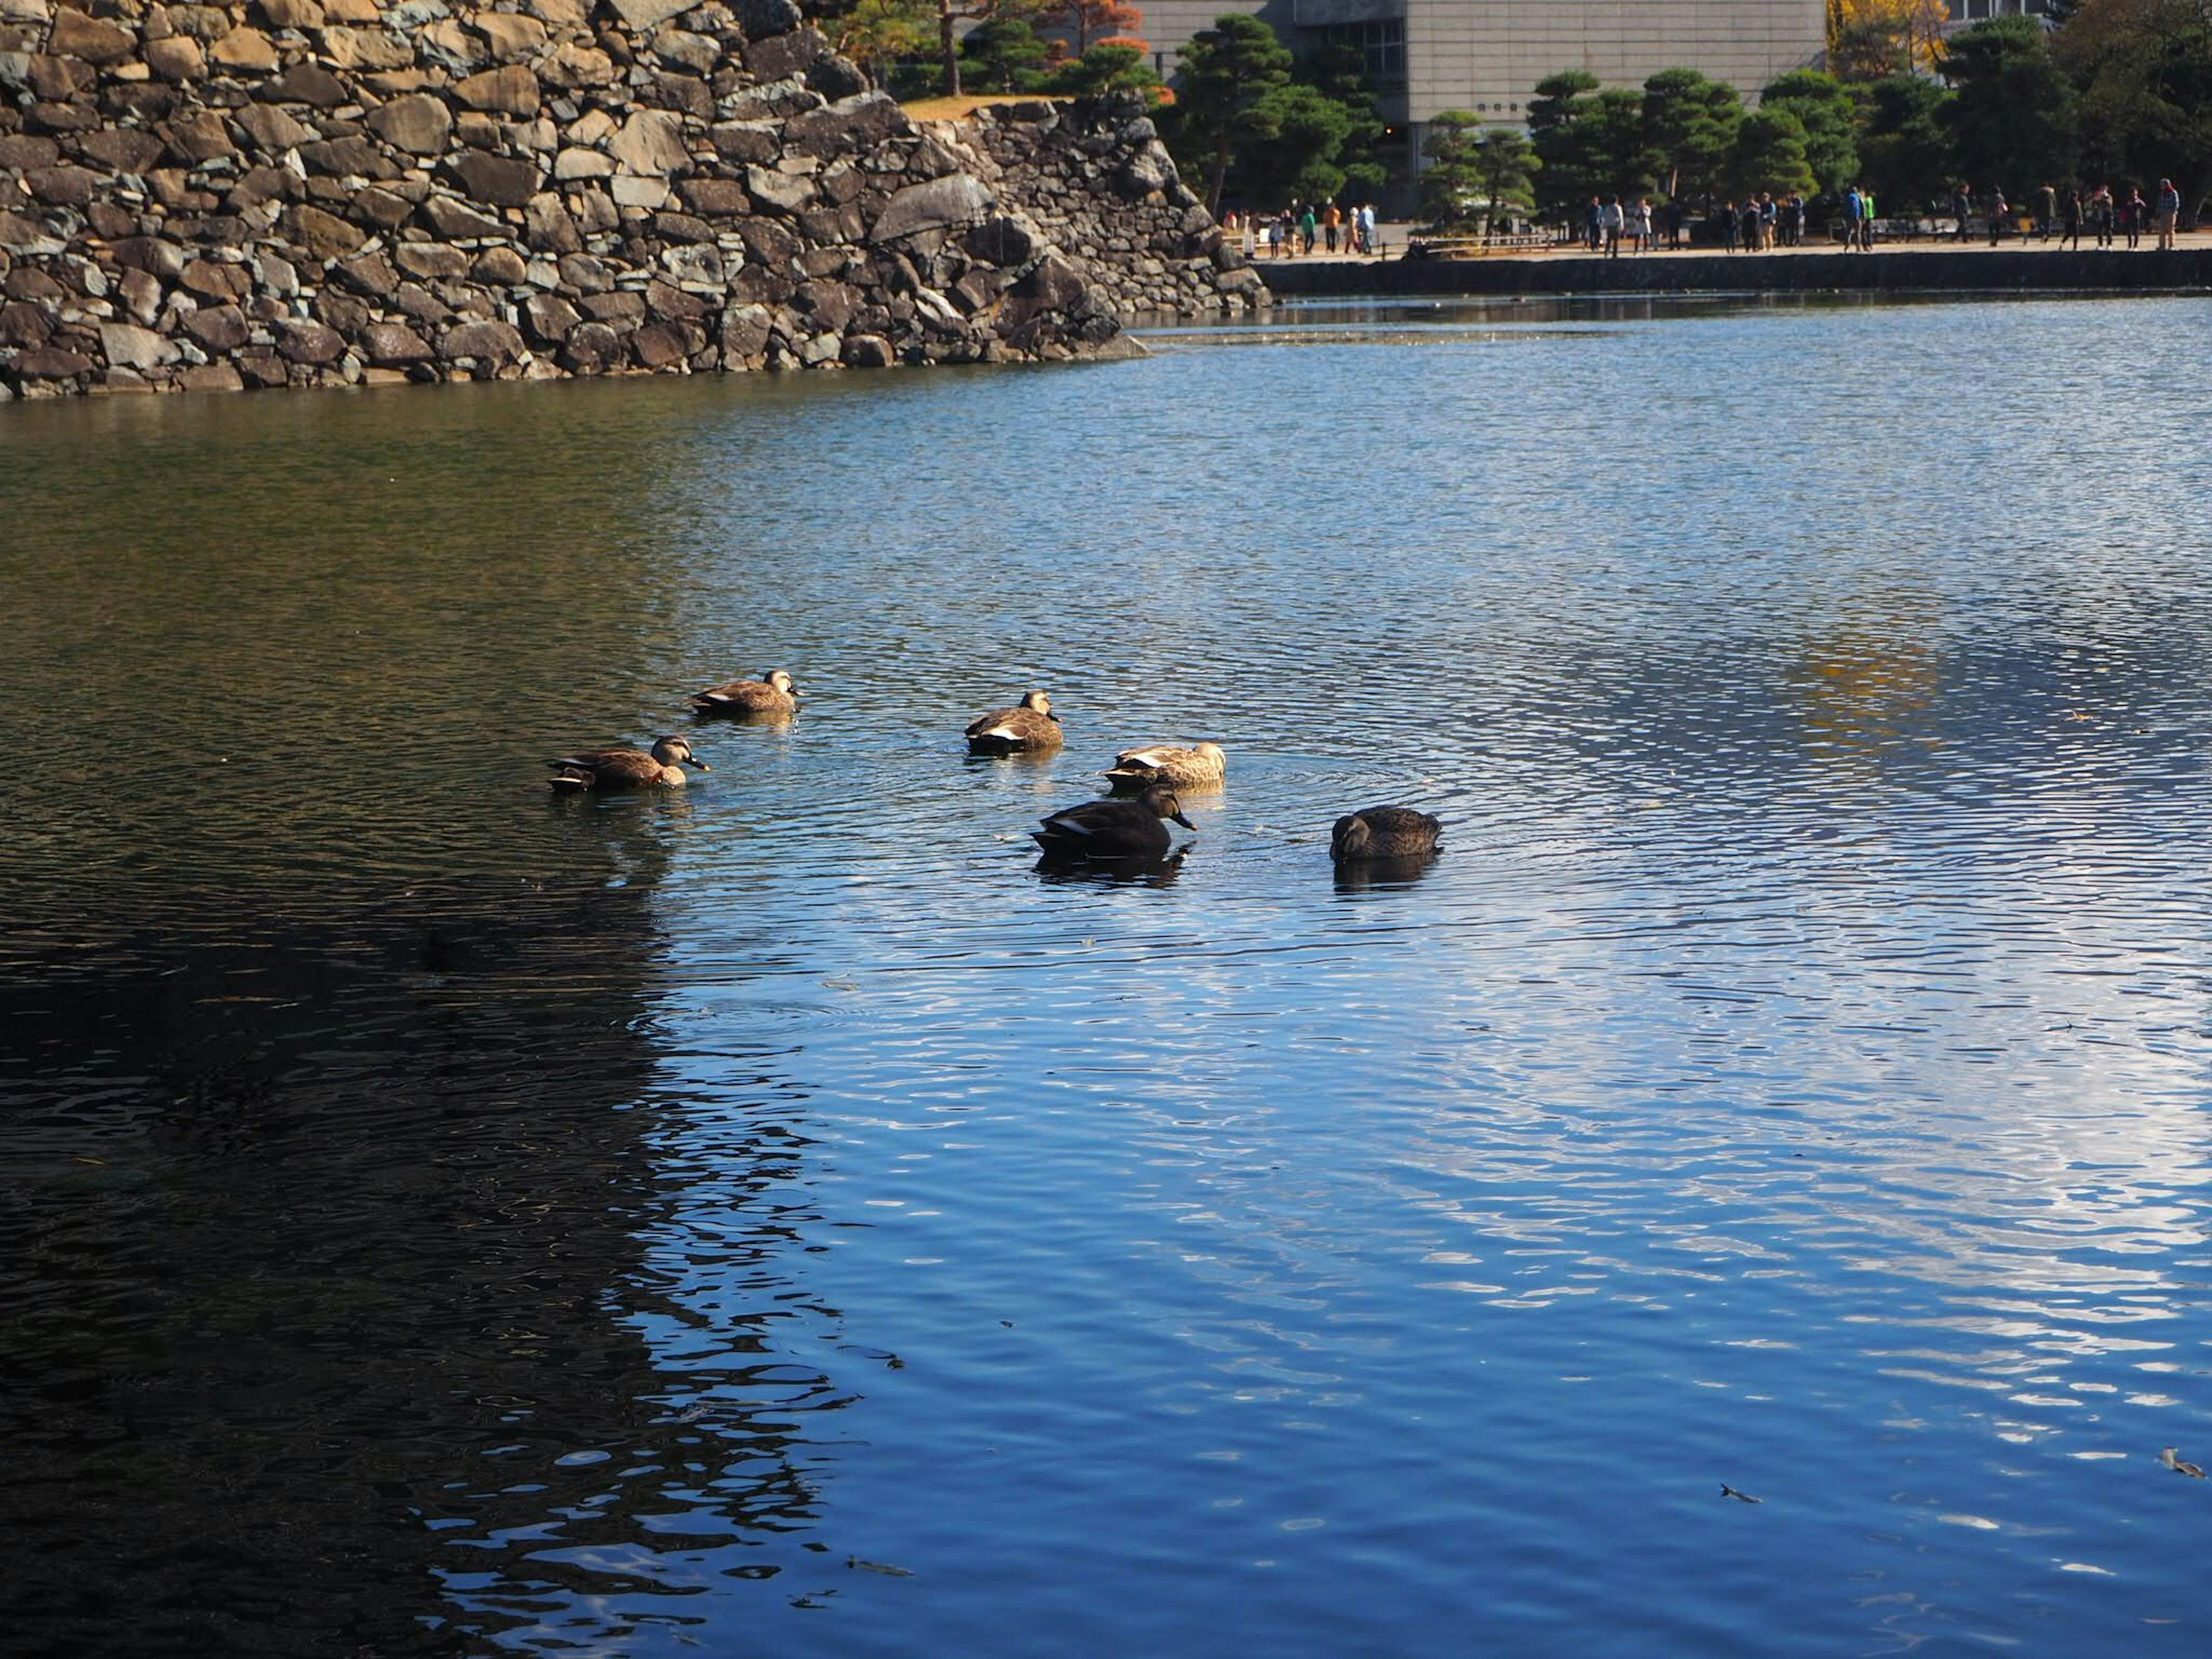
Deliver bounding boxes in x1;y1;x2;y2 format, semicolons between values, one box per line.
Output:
1567;179;2190;253
1223;203;1383;259
1948;179;2184;249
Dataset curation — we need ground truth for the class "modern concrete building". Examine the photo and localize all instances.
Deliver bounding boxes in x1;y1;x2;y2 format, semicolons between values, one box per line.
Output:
1138;0;1826;184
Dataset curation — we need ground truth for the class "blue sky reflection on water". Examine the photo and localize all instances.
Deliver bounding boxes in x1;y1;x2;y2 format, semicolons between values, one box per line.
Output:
5;294;2211;1657
480;297;2212;1656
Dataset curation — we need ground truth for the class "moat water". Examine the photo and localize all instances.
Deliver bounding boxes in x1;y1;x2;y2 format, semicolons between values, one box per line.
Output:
5;294;2211;1657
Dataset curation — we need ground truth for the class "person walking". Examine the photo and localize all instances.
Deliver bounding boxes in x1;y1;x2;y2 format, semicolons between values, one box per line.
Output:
1760;192;1778;250
1952;184;1972;241
1858;187;1876;251
1322;202;1341;254
2039;183;2059;241
1740;196;1763;252
1585;196;1603;252
1601;195;1625;257
2090;184;2114;247
1633;196;1653;253
1988;185;2008;245
1357;202;1377;257
2061;187;2082;251
1299;202;1318;255
1719;200;1738;252
1843;185;1863;249
2124;187;2146;248
1791;193;1808;247
2155;177;2181;249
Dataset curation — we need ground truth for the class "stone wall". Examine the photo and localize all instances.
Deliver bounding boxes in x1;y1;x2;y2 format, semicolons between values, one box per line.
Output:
0;0;1142;398
945;91;1266;319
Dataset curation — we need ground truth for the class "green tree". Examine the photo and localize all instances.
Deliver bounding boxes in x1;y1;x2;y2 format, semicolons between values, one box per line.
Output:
2056;0;2212;217
1302;42;1391;200
1855;73;1955;210
1419;109;1484;227
1472;126;1540;234
1528;69;1607;216
1242;80;1357;204
1760;69;1858;197
1641;67;1741;206
932;0;1048;96
1590;86;1659;196
825;0;934;89
1731;106;1818;197
1942;16;2080;192
960;16;1049;90
1161;13;1295;213
1046;40;1164;98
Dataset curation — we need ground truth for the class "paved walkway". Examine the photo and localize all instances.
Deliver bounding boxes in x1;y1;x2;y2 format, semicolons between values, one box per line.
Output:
1247;225;2212;266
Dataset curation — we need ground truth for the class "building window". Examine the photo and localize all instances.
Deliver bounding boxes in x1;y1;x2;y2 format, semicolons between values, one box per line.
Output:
1312;18;1404;89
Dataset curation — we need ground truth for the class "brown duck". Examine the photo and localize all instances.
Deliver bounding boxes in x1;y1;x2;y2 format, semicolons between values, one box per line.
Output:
549;736;709;791
689;669;798;717
967;690;1063;754
1103;741;1226;793
1330;805;1442;861
1032;786;1194;862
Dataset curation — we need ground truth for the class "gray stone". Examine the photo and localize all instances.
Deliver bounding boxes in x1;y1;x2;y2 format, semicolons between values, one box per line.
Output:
48;9;136;62
367;93;453;156
445;151;540;209
361;320;432;362
440;317;525;363
418;194;509;240
559;319;623;372
180;304;250;351
606;111;690;177
10;344;94;378
728;0;802;40
521;291;580;341
97;321;177;371
744;166;814;215
607;0;693;29
275;317;346;363
841;331;891;368
454;65;540;116
869;173;994;244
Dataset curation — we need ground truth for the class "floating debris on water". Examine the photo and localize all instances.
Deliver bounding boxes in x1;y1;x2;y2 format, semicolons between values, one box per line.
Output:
2160;1447;2205;1479
1720;1484;1763;1504
849;1557;915;1577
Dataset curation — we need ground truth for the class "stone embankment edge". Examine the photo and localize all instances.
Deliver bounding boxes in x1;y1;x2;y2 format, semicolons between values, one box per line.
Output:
1259;248;2212;298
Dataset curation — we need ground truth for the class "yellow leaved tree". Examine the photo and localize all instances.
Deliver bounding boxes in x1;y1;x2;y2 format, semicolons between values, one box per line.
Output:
1829;0;1950;78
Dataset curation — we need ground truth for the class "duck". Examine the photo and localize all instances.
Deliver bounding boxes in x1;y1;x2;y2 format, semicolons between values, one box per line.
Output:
1103;740;1226;793
689;668;798;717
549;736;709;791
1330;805;1441;861
1032;785;1194;862
967;690;1063;754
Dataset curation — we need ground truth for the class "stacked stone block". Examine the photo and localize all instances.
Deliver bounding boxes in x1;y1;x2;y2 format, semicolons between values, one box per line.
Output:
0;0;1132;397
950;91;1266;319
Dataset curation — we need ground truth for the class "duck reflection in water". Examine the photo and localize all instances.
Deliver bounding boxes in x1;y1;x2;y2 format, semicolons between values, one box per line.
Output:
1035;848;1190;887
1333;851;1437;894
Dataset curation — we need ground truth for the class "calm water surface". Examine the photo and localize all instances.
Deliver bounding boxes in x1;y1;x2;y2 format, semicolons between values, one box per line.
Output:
5;294;2212;1656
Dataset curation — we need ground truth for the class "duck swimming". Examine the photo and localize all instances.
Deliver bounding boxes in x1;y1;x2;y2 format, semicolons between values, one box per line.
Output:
1032;785;1194;862
689;669;798;717
1103;741;1226;793
967;690;1063;754
1330;805;1441;861
548;736;709;791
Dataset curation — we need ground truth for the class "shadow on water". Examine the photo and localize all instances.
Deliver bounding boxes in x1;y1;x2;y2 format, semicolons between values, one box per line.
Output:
1031;847;1190;887
0;376;873;1658
1331;852;1439;894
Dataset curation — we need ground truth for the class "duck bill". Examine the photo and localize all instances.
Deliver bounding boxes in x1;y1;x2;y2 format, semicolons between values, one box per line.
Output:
1171;812;1195;830
686;759;711;772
